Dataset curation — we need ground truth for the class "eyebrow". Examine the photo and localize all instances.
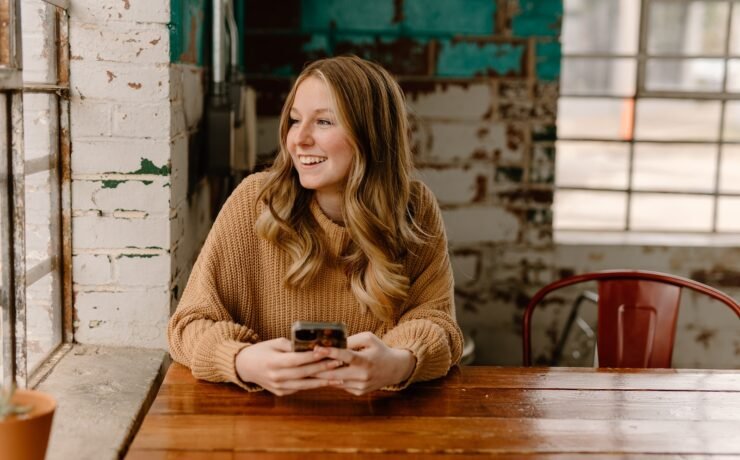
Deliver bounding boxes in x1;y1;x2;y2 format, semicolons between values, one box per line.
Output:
289;108;334;115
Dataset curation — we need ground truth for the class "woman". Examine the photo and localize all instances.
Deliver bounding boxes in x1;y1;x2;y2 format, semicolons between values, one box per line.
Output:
168;55;462;396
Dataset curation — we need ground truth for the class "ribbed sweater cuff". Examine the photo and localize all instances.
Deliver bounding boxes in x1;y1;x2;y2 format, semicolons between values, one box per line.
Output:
212;340;262;391
381;319;452;391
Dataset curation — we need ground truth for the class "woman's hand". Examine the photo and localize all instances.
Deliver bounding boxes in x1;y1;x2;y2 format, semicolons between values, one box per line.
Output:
235;338;344;396
312;332;417;395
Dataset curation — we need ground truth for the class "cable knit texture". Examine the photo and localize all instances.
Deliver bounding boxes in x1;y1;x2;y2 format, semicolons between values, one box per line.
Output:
168;171;463;391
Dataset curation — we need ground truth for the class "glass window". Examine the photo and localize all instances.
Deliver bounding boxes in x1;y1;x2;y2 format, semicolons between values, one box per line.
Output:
1;0;69;387
647;0;729;55
723;101;740;140
554;190;627;230
630;193;714;231
561;58;637;96
558;98;634;140
717;196;740;231
729;1;740;55
645;58;725;92
632;143;717;192
556;0;737;236
719;145;740;192
562;0;641;54
727;59;740;92
635;99;721;141
555;141;630;188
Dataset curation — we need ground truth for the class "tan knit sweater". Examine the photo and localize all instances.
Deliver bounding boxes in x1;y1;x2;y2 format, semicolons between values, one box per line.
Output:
168;171;463;391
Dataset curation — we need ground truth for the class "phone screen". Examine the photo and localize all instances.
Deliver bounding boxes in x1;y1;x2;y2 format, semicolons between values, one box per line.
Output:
291;321;347;352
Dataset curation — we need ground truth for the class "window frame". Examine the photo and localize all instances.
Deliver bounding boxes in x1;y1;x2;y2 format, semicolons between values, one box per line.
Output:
1;0;71;389
556;0;740;235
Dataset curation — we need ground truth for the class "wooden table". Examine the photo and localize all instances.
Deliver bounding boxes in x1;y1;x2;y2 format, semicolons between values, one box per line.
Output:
126;363;740;459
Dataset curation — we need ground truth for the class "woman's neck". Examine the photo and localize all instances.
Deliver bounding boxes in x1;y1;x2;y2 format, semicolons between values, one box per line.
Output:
315;191;344;224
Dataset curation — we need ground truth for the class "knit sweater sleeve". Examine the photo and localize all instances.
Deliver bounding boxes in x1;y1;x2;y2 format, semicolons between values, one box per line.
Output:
167;176;262;391
381;182;463;390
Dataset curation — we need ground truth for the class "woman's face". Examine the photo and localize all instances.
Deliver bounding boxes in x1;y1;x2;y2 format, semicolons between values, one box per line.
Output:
286;76;355;197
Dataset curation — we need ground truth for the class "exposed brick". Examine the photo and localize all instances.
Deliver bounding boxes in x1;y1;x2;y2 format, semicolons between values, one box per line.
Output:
69;22;169;64
115;253;170;286
405;82;491;119
442;206;519;244
403;0;495;35
450;251;481;287
301;0;397;32
70;98;112;138
72;178;170;215
414;120;510;162
437;40;526;78
112;102;171;139
72;215;169;249
73;254;113;285
69;0;170;24
69;61;169;102
74;290;169;348
416;165;493;206
71;138;171;175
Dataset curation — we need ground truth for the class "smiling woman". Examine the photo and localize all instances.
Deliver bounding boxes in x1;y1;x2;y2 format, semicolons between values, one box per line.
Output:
286;76;354;221
168;55;463;396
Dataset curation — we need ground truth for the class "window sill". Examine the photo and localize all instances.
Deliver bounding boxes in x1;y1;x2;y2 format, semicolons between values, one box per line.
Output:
555;230;740;247
34;344;169;460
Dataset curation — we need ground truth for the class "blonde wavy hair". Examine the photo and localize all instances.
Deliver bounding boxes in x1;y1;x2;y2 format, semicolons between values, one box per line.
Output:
255;55;428;323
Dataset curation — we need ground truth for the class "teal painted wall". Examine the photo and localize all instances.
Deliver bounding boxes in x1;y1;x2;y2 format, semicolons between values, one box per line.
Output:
170;0;207;65
244;0;561;81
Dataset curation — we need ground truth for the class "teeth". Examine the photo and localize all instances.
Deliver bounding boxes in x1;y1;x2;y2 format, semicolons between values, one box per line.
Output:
299;156;327;165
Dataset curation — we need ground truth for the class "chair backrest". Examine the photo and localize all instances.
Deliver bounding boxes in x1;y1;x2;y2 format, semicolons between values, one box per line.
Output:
522;270;740;368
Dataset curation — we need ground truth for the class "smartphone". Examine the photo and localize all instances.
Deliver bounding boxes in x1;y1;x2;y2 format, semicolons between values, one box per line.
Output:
291;321;347;352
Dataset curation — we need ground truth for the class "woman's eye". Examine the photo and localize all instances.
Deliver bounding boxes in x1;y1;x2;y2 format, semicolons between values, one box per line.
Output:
288;117;299;126
317;119;333;126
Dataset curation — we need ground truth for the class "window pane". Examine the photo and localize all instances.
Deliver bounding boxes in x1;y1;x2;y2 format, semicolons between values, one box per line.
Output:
631;193;713;231
558;97;633;140
562;0;640;54
554;190;627;230
724;101;740;141
720;145;740;192
717;196;740;231
635;99;721;141
633;143;717;192
645;58;724;92
23;92;63;375
561;58;636;96
648;1;729;55
555;141;629;188
21;0;57;84
731;2;740;55
727;59;740;93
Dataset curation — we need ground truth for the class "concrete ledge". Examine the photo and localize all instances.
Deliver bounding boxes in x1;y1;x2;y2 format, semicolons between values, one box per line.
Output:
36;344;169;460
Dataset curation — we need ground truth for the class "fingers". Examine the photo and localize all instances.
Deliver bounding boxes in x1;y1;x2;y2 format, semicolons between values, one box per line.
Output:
268;377;337;396
346;331;379;350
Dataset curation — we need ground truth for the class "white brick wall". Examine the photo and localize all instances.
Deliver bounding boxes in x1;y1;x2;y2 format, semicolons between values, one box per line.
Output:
69;0;170;25
68;0;210;349
442;207;519;244
406;82;492;120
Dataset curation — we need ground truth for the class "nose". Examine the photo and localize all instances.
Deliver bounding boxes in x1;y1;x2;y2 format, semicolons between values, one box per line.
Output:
295;121;314;146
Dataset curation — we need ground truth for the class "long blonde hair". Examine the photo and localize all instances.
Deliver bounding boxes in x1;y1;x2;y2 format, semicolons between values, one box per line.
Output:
256;55;426;322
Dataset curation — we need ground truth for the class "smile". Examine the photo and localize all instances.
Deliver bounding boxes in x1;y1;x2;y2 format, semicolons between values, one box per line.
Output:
298;155;327;165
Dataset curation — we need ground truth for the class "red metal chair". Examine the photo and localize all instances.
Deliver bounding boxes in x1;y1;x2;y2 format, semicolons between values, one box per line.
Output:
522;270;740;368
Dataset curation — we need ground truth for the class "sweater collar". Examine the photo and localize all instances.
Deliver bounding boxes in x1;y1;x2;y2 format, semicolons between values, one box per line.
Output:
310;198;348;254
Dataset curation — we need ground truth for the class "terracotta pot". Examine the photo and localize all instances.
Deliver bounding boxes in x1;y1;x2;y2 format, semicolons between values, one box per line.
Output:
0;389;56;460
